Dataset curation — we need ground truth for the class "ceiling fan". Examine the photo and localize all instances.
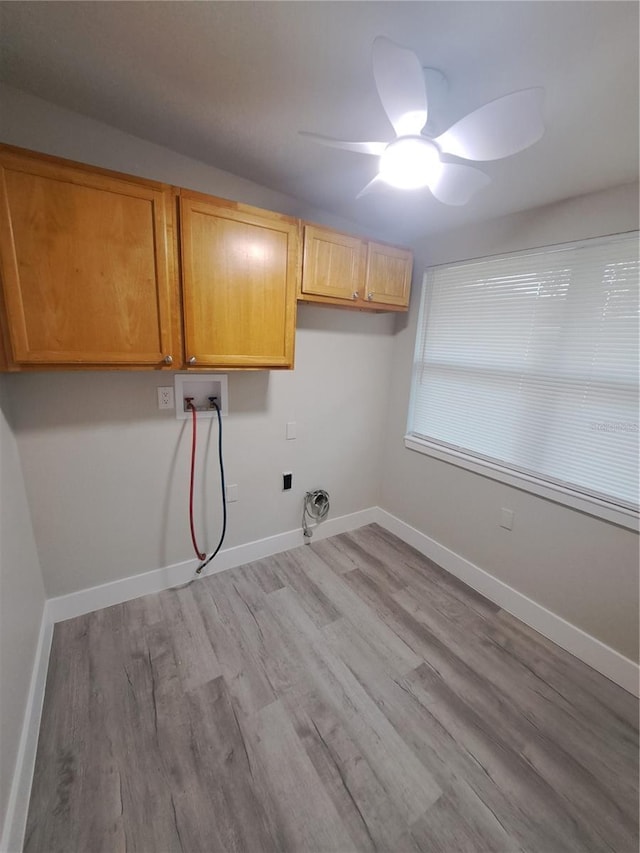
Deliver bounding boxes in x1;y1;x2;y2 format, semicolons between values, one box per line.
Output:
300;37;544;206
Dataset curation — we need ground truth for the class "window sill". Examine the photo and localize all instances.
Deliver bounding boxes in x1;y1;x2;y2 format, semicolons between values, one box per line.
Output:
404;434;639;532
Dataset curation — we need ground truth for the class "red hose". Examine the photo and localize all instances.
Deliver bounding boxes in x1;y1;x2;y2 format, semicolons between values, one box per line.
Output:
188;403;206;561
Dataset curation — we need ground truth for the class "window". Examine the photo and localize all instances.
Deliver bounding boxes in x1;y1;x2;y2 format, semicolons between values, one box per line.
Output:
406;231;639;526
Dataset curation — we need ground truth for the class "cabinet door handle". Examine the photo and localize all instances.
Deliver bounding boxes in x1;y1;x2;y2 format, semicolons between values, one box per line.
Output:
163;355;173;365
367;292;373;301
188;356;197;364
352;291;359;300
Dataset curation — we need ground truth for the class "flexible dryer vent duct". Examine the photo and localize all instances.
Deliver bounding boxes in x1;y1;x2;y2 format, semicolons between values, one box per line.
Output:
302;489;330;540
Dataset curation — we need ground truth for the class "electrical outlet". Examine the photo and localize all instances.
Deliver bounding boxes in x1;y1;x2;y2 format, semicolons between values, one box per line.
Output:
157;386;174;410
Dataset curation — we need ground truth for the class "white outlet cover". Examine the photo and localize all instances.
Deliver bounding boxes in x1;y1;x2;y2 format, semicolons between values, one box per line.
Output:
157;386;174;409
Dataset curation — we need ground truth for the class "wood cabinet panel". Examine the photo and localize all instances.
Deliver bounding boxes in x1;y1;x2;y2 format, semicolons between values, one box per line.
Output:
365;242;413;307
0;148;177;366
301;225;365;303
180;193;298;368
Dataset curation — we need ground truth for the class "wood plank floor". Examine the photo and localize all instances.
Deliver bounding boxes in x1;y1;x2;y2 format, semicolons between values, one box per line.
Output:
25;524;639;853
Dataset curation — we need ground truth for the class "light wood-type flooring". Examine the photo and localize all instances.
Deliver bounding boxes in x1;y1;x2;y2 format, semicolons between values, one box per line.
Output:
26;524;639;853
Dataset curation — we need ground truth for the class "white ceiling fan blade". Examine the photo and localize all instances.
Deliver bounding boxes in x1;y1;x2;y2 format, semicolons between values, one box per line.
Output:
428;162;490;206
299;131;387;156
356;174;383;199
434;88;545;161
372;36;428;137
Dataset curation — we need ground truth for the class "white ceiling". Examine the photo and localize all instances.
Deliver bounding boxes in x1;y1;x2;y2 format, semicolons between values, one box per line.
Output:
0;1;638;243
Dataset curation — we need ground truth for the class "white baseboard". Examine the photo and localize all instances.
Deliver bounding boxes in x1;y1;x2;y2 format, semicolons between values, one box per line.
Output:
47;506;379;624
0;611;53;853
374;508;640;698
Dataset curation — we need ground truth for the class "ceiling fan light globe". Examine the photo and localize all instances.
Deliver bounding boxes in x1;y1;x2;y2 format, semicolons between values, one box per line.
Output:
379;137;440;190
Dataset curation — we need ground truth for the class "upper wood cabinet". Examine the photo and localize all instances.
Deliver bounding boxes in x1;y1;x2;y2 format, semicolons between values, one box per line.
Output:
0;146;179;367
301;225;366;304
298;224;412;311
365;241;413;308
0;144;409;372
179;191;298;369
0;145;298;371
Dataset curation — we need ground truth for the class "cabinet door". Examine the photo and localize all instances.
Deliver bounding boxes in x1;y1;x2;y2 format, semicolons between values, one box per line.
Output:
0;148;177;366
180;193;298;368
301;225;365;303
365;242;413;308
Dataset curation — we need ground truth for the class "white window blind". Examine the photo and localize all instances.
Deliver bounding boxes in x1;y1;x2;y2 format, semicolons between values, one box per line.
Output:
408;231;639;511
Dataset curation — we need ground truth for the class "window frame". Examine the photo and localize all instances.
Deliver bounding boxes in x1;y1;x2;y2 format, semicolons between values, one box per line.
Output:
405;233;640;533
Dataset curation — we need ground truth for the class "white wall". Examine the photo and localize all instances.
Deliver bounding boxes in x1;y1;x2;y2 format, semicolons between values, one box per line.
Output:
382;182;640;662
0;377;46;845
0;84;395;598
